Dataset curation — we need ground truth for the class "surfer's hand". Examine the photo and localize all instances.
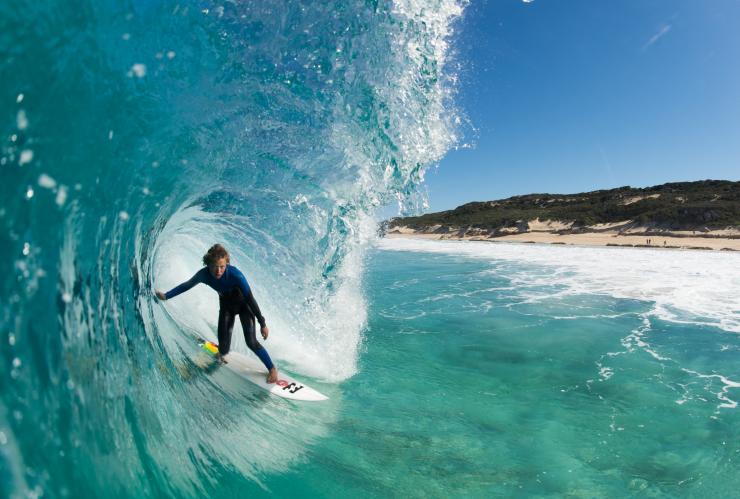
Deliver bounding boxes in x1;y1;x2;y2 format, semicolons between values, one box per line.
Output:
261;325;270;340
155;290;166;300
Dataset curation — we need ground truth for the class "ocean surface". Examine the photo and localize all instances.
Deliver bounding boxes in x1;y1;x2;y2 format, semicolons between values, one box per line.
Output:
367;238;740;497
2;0;740;497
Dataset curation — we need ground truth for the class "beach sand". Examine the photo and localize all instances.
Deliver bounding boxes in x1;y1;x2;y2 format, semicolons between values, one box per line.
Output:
385;227;740;251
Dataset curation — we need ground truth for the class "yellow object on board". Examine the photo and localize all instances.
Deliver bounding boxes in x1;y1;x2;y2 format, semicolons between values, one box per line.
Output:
203;341;219;354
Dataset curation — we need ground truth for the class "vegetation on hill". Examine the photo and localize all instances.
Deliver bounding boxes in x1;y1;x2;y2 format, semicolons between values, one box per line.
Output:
389;180;740;232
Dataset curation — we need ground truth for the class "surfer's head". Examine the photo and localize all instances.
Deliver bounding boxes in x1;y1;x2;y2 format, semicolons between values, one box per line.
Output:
203;244;229;279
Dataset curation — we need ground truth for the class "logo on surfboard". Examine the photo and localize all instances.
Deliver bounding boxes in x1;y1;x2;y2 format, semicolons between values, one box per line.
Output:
276;380;304;393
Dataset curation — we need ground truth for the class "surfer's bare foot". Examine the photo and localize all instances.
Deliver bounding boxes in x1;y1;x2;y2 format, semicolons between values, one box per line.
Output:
216;353;228;364
267;367;278;383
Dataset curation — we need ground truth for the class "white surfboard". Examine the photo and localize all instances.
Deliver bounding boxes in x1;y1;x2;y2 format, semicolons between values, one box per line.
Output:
200;340;328;402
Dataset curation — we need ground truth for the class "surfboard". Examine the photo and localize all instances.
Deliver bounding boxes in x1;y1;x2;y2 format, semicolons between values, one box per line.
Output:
199;340;328;402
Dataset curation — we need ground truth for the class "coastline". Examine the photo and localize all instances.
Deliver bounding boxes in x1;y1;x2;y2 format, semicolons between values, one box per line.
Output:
384;228;740;251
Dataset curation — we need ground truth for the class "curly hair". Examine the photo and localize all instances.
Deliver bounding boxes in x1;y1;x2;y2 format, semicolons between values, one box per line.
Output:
202;244;230;266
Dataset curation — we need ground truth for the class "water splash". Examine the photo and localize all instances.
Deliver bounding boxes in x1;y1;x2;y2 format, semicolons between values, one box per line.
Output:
0;0;464;496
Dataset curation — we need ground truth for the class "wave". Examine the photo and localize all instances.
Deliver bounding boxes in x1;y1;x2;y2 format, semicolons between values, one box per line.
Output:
0;0;464;496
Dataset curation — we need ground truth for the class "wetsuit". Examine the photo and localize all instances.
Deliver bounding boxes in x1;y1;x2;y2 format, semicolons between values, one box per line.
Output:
164;265;274;369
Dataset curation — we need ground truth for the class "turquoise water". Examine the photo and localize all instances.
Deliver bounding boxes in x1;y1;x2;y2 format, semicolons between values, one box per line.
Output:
140;241;740;498
349;240;740;497
7;235;740;497
249;242;739;498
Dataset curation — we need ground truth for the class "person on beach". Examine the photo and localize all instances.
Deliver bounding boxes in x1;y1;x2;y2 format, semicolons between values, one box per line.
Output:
155;244;278;383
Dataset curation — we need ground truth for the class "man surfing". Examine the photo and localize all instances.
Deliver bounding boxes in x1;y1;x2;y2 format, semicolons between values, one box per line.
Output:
155;244;278;383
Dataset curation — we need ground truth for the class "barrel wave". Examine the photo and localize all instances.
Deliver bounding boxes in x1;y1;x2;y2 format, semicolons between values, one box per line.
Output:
0;1;463;496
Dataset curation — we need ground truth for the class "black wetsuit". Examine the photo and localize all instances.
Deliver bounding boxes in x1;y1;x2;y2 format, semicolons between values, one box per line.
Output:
164;265;274;369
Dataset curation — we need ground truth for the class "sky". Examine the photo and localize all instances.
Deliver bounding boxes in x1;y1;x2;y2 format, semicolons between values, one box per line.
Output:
422;0;740;212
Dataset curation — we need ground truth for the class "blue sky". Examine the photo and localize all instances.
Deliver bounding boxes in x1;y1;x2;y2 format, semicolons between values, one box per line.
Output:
423;0;740;212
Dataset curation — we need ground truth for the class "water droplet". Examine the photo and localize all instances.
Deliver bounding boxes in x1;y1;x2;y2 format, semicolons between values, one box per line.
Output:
19;149;34;166
16;93;24;103
167;51;176;59
122;33;131;41
12;358;21;368
26;187;34;199
10;134;17;142
38;173;57;189
22;242;30;256
119;211;129;221
8;333;15;346
61;292;72;303
56;185;68;206
108;130;114;140
17;110;28;130
130;63;147;78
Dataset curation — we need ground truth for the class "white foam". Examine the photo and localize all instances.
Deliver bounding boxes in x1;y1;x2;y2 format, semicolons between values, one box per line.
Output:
682;368;740;409
378;238;740;333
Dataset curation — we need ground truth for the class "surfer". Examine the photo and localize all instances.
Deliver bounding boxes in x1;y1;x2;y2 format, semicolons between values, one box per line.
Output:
155;244;278;383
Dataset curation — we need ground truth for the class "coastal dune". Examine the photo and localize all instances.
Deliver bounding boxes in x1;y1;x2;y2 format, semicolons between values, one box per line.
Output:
386;181;740;251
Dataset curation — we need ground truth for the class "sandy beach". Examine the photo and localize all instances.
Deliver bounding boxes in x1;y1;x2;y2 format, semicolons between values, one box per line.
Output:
386;226;740;251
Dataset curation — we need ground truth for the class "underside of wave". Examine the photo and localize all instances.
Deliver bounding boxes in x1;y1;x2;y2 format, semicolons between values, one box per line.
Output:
149;205;368;382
